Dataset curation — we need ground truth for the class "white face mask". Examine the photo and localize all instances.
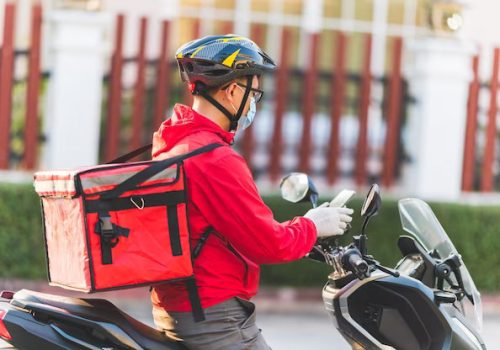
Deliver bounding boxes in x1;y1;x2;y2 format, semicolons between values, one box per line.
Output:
231;86;257;131
237;96;256;130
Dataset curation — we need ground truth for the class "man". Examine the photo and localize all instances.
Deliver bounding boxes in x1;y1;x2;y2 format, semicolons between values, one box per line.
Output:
151;34;353;349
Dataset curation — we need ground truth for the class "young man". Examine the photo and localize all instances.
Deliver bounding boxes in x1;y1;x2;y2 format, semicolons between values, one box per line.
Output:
151;34;353;350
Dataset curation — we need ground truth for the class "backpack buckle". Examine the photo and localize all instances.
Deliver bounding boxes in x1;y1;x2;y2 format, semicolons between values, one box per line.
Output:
94;213;130;264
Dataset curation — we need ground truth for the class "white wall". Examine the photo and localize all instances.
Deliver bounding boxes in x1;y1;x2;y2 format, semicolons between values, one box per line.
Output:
462;0;500;79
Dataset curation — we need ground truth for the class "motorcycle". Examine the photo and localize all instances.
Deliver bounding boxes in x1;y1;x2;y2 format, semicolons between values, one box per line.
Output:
281;173;486;350
0;173;486;349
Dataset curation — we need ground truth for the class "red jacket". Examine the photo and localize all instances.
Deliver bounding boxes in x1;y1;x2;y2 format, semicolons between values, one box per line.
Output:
150;104;317;311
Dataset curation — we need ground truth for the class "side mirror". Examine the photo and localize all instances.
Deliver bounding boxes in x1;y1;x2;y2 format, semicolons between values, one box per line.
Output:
360;184;381;238
361;184;381;218
280;173;319;207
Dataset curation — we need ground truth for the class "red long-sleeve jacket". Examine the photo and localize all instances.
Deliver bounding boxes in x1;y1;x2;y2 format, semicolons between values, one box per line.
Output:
150;104;317;311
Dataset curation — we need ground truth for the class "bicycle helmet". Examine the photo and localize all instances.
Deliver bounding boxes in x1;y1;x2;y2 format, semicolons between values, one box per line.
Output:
176;34;276;131
176;34;276;90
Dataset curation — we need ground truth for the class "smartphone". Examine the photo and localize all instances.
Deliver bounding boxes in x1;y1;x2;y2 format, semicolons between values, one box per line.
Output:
329;189;356;207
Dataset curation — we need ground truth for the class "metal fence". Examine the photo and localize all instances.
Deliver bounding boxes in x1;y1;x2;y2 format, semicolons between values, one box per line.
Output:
0;2;43;171
101;14;408;187
462;49;500;193
0;5;410;188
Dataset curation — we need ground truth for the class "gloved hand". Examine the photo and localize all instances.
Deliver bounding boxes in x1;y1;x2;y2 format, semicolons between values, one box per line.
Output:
304;203;354;238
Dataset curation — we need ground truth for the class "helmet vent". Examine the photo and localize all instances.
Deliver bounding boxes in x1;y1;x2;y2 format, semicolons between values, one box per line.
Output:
196;61;214;67
206;69;231;76
235;63;246;69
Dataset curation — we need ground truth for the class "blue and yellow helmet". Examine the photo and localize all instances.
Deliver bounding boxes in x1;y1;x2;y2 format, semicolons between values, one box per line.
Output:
176;34;276;91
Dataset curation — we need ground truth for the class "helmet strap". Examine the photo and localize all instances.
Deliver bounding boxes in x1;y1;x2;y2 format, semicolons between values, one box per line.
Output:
196;76;253;132
234;75;253;122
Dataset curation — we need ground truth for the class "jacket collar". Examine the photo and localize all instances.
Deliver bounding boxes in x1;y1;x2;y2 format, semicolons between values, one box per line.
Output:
152;104;234;158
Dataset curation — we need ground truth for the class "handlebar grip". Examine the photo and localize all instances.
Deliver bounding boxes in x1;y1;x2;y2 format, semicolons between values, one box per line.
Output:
349;254;369;276
342;249;370;279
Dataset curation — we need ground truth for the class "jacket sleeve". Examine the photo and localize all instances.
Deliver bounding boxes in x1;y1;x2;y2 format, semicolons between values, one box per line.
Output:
189;151;317;264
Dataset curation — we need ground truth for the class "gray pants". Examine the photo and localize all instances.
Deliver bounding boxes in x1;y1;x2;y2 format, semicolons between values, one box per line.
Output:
153;297;271;350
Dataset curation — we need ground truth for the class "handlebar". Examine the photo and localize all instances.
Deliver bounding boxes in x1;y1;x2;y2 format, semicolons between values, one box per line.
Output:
341;248;370;280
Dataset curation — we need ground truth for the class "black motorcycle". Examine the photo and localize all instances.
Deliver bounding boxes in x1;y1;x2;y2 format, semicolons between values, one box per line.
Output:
0;174;486;349
280;173;486;350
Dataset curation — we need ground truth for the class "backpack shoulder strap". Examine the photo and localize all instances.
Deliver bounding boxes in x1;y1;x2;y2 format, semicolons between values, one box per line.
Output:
100;143;223;200
106;144;153;164
186;278;205;322
187;225;214;323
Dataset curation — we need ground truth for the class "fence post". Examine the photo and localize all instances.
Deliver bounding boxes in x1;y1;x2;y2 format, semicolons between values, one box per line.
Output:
182;19;201;108
23;3;43;170
153;20;171;131
462;54;480;192
43;10;111;169
403;37;476;200
130;16;148;152
241;24;265;167
326;31;347;185
382;37;403;188
104;14;124;162
0;3;16;169
481;48;500;192
355;34;372;188
298;0;322;175
269;28;290;182
298;32;319;174
222;21;233;34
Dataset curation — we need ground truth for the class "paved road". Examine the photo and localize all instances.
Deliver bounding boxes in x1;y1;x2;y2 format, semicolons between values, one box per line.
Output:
1;298;499;349
257;311;500;350
113;298;500;349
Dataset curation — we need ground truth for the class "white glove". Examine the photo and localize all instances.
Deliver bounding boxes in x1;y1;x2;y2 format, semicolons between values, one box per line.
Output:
304;203;354;238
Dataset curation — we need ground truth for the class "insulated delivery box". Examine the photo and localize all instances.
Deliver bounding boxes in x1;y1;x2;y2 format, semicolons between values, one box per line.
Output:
34;143;222;320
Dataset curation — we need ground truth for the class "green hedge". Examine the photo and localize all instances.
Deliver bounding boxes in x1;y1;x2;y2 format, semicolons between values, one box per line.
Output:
0;184;46;279
0;184;499;291
261;197;500;291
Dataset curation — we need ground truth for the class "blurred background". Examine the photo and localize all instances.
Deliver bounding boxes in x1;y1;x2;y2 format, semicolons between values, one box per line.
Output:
1;0;500;348
2;0;500;198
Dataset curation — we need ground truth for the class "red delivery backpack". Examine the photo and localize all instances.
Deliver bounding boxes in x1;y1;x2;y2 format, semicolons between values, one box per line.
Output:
34;143;222;321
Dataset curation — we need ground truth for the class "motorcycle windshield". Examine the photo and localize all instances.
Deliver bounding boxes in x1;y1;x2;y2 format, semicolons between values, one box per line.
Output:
398;198;483;332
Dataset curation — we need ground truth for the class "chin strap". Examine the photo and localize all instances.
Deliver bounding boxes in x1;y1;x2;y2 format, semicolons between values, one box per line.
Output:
194;76;253;132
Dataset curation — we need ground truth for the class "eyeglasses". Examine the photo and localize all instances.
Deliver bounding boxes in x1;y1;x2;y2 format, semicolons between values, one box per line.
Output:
236;83;264;103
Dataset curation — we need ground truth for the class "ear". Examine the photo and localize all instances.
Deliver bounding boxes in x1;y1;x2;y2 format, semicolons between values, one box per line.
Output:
224;82;238;101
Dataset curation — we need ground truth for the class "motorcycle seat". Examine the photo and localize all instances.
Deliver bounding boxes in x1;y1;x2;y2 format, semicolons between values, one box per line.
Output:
11;289;185;350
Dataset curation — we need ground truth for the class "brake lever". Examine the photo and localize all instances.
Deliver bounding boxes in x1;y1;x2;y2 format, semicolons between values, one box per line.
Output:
364;256;400;278
375;264;400;278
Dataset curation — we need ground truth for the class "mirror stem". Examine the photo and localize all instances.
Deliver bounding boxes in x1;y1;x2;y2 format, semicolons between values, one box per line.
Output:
310;193;318;208
359;235;367;256
361;217;370;235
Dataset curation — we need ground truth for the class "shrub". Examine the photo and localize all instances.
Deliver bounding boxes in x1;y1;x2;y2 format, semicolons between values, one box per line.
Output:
0;183;46;279
0;184;498;291
261;197;500;292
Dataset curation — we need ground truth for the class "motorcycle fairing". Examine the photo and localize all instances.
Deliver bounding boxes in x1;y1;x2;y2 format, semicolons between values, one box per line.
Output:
326;272;452;350
324;271;397;350
326;271;486;350
1;289;185;350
